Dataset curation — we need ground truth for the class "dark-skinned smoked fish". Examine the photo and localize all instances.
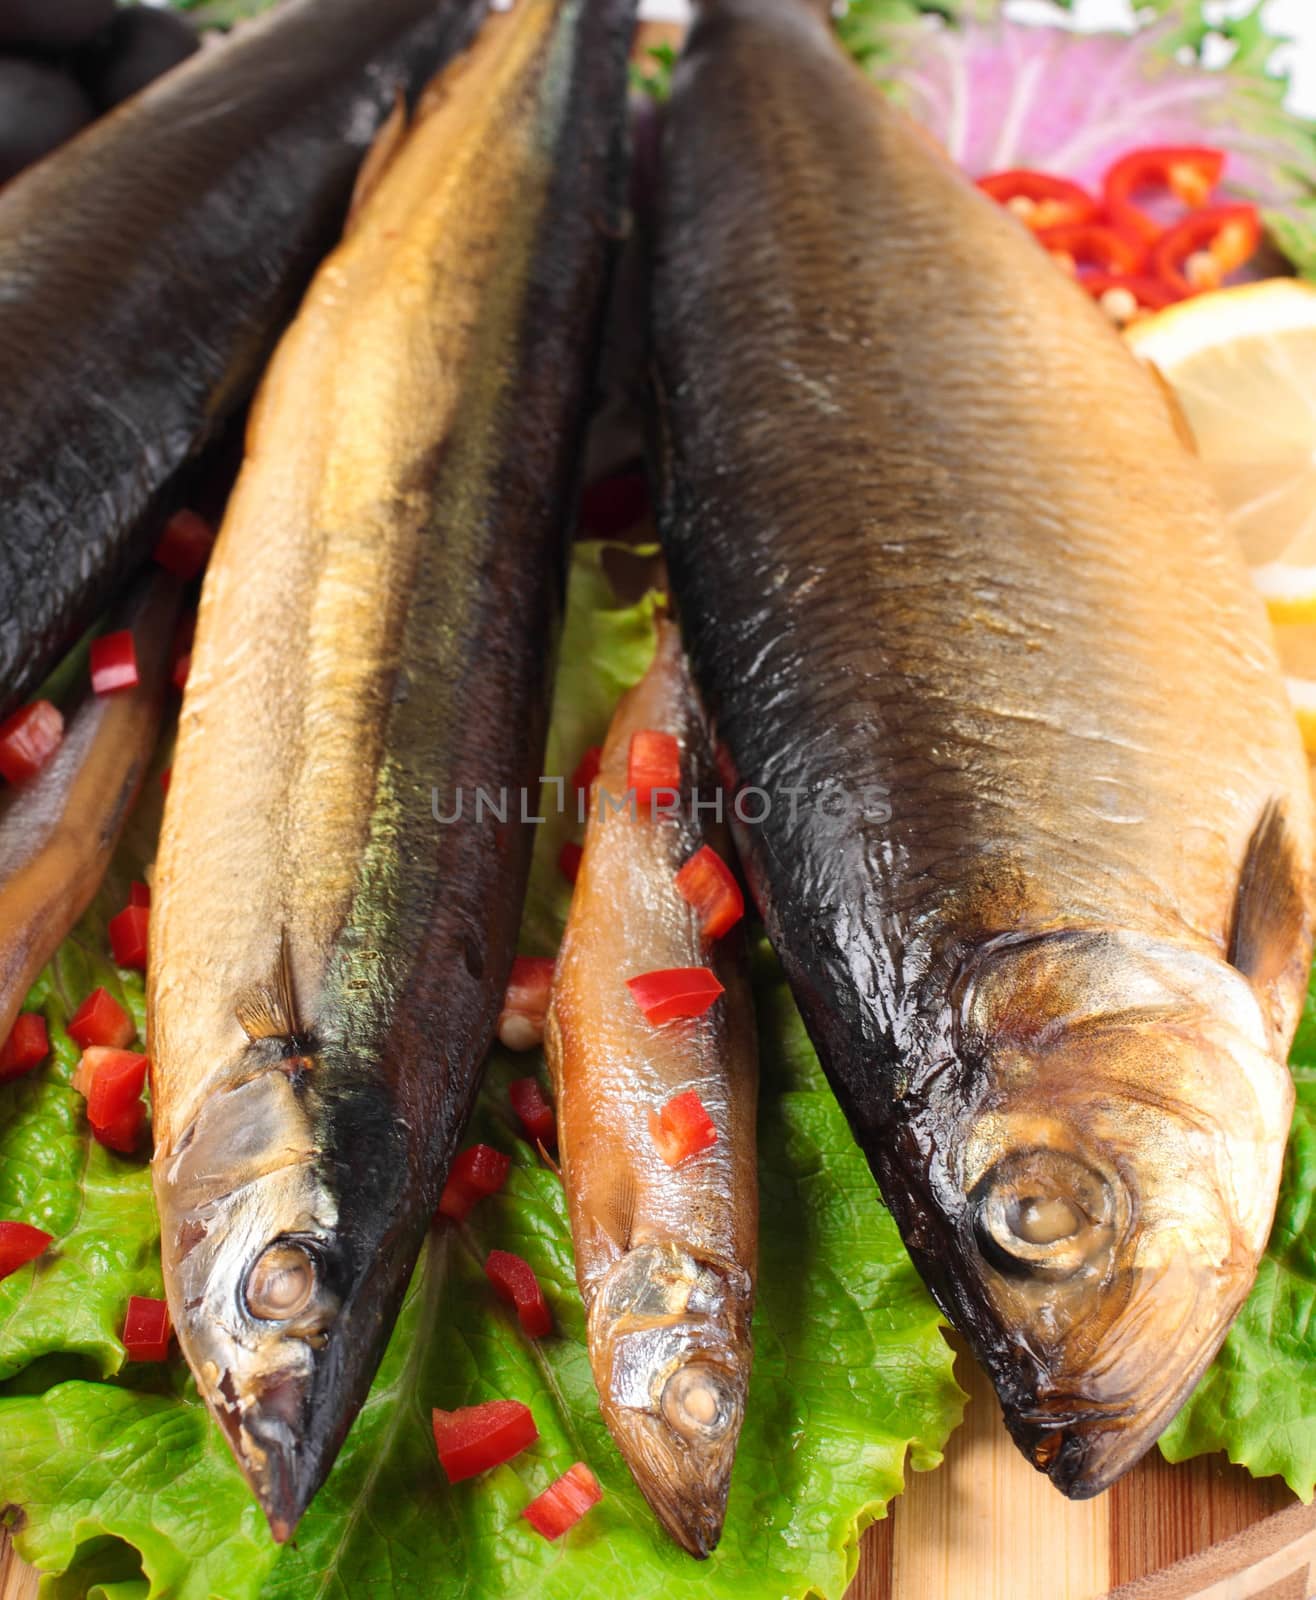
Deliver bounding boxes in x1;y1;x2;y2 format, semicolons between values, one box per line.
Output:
149;0;634;1540
0;574;179;1043
651;0;1313;1497
0;0;482;720
545;618;757;1557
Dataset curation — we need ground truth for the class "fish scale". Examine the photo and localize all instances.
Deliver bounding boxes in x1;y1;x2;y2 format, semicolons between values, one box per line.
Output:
651;0;1313;1497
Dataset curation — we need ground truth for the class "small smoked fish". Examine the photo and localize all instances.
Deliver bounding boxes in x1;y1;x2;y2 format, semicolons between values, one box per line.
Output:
0;0;481;719
650;0;1313;1496
545;619;758;1557
148;0;635;1541
0;573;179;1044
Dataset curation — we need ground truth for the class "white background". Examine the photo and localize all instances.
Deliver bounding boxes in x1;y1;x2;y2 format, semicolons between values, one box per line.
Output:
637;0;1316;117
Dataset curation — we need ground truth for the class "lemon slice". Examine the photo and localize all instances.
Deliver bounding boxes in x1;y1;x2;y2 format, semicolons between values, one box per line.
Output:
1126;279;1316;623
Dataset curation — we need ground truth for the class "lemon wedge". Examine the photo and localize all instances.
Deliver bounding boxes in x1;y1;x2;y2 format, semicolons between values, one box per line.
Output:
1127;279;1316;755
1126;279;1316;622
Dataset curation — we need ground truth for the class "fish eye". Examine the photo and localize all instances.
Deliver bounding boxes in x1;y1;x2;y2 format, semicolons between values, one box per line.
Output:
972;1148;1117;1280
661;1364;734;1440
245;1238;318;1321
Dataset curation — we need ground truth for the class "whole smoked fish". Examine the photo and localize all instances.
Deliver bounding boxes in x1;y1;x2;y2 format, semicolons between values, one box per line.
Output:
149;0;634;1539
546;619;758;1556
651;0;1314;1496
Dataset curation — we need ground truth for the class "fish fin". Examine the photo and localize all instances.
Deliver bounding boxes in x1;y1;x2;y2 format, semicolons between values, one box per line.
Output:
1142;357;1199;456
1229;798;1313;1040
345;89;408;234
235;928;303;1046
605;1170;639;1252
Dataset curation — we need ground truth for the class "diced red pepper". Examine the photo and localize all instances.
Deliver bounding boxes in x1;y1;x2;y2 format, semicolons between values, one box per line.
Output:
109;904;149;970
579;466;649;538
1038;221;1145;279
0;1014;49;1080
172;652;191;693
129;880;151;908
1083;272;1177;319
94;1099;147;1155
571;745;602;807
557;841;583;885
159;766;172;796
1104;145;1226;244
648;1089;719;1167
90;630;139;695
0;1221;52;1280
67;988;135;1051
153;508;214;581
675;846;745;941
523;1462;602;1541
437;1143;512;1221
497;956;555;1052
627;729;681;810
122;1294;172;1361
433;1400;539;1483
508;1077;556;1147
75;1047;149;1153
485;1249;552;1338
626;967;725;1025
1151;203;1261;298
0;700;64;784
977;169;1099;231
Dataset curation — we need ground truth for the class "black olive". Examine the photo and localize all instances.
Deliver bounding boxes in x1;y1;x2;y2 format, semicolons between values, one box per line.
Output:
80;5;199;112
0;57;92;184
0;0;115;48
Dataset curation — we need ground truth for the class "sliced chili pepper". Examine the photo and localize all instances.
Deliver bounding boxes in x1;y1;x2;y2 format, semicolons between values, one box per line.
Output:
122;1295;172;1361
523;1462;602;1541
0;1014;49;1080
67;987;135;1051
1038;221;1146;279
1084;273;1178;327
579;466;649;538
159;766;172;796
497;956;555;1052
627;729;681;811
626;966;725;1025
509;1077;556;1146
0;700;64;784
648;1089;719;1167
0;1221;52;1280
90;630;140;695
109;903;149;970
432;1400;539;1484
129;880;151;908
977;169;1099;231
437;1143;512;1222
571;745;602;809
675;845;745;941
1151;203;1261;298
1104;145;1226;244
153;508;214;581
172;652;192;693
557;840;583;885
485;1249;552;1338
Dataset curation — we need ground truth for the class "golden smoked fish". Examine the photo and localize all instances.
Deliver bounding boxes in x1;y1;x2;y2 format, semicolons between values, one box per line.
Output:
545;618;757;1555
649;0;1314;1495
148;0;634;1539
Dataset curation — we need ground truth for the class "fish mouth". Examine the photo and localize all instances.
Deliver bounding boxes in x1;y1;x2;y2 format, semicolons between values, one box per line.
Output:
1004;1371;1202;1499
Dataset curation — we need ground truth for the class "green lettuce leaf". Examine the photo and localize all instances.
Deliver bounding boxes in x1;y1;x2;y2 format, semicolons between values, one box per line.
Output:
0;545;964;1599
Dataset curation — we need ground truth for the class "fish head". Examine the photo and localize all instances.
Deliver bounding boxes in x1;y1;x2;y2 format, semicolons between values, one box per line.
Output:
152;1054;415;1540
587;1240;752;1557
901;929;1291;1498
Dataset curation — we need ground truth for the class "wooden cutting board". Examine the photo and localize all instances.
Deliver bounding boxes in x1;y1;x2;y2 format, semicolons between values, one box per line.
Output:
0;1341;1300;1600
